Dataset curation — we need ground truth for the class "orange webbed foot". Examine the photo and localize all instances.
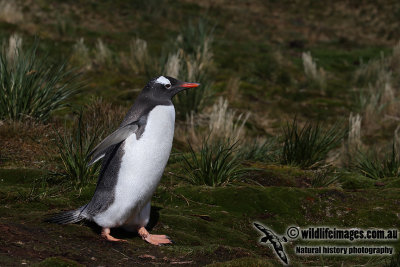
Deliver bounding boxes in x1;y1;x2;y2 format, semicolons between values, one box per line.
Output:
138;227;172;246
101;227;127;242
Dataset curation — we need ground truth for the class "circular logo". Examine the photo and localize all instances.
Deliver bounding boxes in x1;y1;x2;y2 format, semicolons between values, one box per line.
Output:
287;227;299;239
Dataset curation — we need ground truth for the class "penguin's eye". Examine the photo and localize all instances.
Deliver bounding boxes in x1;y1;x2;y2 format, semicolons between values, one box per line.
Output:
165;84;171;89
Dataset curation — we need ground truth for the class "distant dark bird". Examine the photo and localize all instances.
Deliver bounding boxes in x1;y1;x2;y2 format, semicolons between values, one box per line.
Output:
254;222;289;265
47;76;199;245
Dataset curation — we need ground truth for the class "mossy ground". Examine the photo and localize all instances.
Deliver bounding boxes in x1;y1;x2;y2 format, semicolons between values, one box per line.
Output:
1;0;400;266
1;168;399;266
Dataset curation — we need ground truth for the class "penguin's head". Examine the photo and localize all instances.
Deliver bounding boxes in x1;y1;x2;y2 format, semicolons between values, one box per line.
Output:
145;76;200;100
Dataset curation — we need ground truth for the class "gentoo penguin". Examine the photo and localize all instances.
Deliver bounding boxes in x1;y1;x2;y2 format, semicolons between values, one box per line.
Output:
48;76;199;245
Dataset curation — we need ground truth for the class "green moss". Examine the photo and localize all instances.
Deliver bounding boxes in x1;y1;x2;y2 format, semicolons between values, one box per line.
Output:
247;164;312;187
340;173;376;190
2;167;400;265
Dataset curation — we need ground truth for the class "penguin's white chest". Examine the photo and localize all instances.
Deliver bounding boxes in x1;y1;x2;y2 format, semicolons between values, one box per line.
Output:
94;105;175;227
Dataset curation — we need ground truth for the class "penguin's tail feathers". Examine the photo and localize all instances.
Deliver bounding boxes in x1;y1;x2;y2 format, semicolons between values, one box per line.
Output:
45;206;87;224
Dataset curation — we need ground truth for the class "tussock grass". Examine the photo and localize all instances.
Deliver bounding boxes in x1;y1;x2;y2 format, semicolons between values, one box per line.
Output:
54;99;125;187
355;142;400;179
176;97;249;148
164;51;213;118
181;139;247;186
173;54;213;118
302;51;326;92
83;97;126;137
94;39;113;67
341;113;363;167
70;38;116;71
4;33;22;65
164;49;182;78
208;97;250;143
353;70;393;129
173;67;212;119
165;20;214;118
177;19;214;58
0;0;23;24
70;38;91;70
348;113;362;150
127;38;150;74
311;168;340;188
0;40;79;122
236;138;279;162
352;42;400;133
118;24;213;119
55;111;102;187
280;119;344;169
79;20;214;120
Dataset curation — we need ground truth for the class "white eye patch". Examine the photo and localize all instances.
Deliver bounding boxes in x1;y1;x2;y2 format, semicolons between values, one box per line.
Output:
155;76;170;86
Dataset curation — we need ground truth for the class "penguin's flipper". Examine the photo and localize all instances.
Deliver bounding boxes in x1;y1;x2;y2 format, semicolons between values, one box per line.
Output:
88;123;139;166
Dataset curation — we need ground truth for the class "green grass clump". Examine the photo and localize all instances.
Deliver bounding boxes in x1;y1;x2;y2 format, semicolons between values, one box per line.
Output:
280;119;344;169
181;139;247;186
311;168;340;188
0;42;79;122
172;19;214;119
55;111;102;187
355;143;400;179
236;138;279;162
174;69;212;119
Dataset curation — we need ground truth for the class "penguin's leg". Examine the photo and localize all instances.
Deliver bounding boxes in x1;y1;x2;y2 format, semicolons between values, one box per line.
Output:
101;227;127;242
136;201;172;246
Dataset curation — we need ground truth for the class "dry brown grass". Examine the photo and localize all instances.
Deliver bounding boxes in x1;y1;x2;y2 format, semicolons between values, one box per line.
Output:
94;38;113;67
0;97;127;170
3;33;22;66
164;49;183;78
226;77;241;102
129;38;149;74
352;41;400;136
348;113;362;151
164;32;213;79
302;51;326;92
0;120;56;169
0;0;23;24
82;98;126;138
208;97;250;142
175;97;250;148
70;38;92;70
69;38;118;71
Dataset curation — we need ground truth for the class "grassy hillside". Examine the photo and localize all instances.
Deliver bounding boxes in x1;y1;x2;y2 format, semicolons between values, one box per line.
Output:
1;0;400;266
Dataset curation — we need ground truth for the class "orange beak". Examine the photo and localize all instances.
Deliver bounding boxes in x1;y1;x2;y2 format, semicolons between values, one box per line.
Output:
181;83;200;88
